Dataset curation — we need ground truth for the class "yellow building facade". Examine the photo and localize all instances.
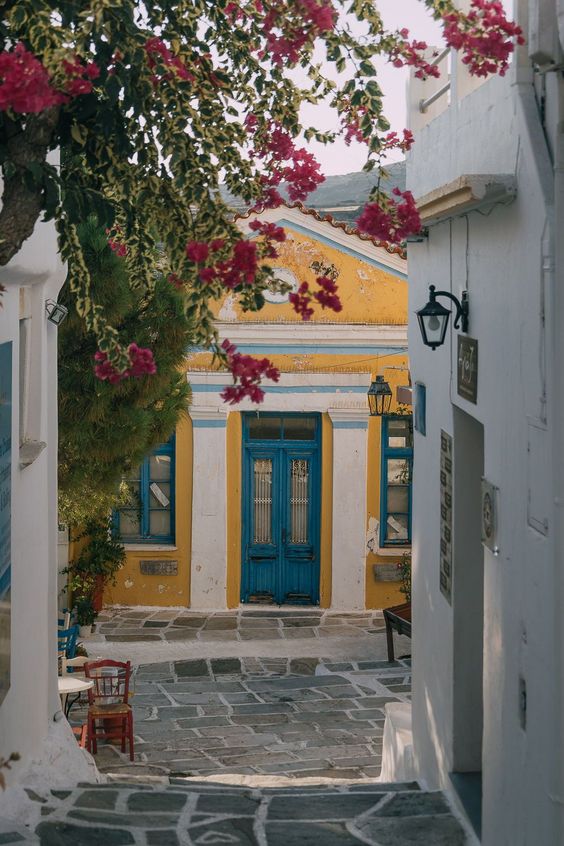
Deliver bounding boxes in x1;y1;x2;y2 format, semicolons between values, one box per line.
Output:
106;204;411;611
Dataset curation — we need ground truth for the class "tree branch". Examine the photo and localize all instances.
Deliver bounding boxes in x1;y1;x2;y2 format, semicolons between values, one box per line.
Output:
0;107;60;267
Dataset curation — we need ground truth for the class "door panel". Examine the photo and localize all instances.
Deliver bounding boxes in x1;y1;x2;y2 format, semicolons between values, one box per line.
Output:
242;416;320;605
246;452;278;603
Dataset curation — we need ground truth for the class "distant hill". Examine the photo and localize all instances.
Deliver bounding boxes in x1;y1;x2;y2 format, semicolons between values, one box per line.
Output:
220;161;406;224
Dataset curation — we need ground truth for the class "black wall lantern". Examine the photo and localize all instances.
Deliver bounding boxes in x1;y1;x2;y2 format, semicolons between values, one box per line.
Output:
416;285;469;350
45;299;69;326
367;375;392;417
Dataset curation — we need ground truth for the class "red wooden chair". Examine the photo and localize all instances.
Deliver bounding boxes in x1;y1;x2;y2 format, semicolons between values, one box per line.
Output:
72;724;88;748
83;659;134;761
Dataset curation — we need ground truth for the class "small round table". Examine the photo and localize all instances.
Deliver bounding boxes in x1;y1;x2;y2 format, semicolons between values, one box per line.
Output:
58;676;93;717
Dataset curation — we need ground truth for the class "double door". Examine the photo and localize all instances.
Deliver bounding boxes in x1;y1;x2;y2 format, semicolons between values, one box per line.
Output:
241;415;320;605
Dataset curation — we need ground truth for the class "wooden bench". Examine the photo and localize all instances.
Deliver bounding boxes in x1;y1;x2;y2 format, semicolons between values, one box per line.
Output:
383;602;411;662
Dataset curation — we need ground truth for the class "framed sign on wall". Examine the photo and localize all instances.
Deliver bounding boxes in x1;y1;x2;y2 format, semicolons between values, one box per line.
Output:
0;342;12;705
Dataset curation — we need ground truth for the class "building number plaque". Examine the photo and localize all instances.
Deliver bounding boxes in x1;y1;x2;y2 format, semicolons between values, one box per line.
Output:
440;430;453;604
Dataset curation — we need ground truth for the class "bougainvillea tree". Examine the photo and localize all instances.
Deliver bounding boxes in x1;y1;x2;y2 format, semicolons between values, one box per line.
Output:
0;1;522;401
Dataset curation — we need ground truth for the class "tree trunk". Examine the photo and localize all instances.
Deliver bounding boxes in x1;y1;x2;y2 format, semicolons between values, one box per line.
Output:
0;108;59;266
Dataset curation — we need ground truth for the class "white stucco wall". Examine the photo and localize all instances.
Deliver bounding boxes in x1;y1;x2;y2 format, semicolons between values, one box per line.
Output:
406;34;562;846
0;216;68;789
188;372;376;610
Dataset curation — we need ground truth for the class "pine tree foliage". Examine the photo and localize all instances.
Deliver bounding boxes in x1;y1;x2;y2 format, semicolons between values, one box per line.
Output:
58;216;191;524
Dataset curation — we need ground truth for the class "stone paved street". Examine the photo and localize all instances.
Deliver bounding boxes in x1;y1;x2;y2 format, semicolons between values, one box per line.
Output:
7;608;471;844
87;609;406;666
74;607;412;781
84;657;411;780
31;781;467;845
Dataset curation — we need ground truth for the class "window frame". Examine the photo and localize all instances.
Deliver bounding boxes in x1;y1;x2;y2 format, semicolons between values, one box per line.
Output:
114;436;176;544
380;415;413;547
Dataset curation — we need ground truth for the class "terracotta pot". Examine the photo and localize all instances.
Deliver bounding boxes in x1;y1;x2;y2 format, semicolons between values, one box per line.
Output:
92;575;105;613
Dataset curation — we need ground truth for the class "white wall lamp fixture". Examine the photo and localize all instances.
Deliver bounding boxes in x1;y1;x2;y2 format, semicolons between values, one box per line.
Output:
45;299;68;326
367;375;393;416
416;284;469;350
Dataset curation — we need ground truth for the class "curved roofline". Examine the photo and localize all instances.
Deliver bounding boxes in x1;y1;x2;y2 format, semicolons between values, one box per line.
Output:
234;201;407;260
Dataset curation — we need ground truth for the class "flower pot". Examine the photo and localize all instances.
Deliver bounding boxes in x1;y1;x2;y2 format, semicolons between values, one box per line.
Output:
92;574;105;613
79;624;92;638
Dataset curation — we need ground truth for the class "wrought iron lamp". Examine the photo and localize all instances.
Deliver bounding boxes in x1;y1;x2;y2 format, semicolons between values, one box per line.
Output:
45;299;68;326
416;284;469;350
367;375;393;417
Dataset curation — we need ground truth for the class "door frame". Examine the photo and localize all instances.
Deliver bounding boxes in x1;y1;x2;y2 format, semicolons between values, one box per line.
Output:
240;412;321;605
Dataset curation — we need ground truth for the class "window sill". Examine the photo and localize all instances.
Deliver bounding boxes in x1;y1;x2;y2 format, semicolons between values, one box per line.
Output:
374;545;411;557
123;544;178;552
19;439;47;469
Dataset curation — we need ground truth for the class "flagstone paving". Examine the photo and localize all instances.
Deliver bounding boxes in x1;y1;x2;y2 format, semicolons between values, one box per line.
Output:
4;609;471;844
75;657;411;780
30;781;468;845
87;608;408;665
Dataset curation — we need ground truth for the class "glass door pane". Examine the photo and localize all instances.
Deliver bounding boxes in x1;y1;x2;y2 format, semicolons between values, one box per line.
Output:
290;458;309;544
253;458;273;543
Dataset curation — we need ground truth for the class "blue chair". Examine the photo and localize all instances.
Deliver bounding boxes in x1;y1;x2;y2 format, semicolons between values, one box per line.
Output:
58;625;79;660
58;610;71;629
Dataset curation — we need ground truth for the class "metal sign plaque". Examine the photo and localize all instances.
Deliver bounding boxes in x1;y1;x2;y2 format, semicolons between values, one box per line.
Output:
457;336;478;404
440;430;453;604
0;342;11;705
140;560;178;576
481;478;499;555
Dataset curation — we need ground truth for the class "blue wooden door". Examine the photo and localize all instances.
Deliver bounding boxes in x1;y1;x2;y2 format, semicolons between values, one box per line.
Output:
241;415;320;605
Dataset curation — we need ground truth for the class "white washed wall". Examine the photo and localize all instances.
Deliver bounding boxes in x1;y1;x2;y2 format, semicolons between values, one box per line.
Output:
0;214;82;791
407;34;561;846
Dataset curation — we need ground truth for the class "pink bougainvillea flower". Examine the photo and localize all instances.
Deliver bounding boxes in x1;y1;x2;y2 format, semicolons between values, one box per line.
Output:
93;344;157;383
250;120;324;207
220;339;280;404
106;226;128;256
387;37;440;79
442;0;524;77
62;56;100;97
289;275;342;320
0;43;65;113
185;241;210;263
262;0;336;66
357;189;421;245
248;220;286;242
144;37;195;83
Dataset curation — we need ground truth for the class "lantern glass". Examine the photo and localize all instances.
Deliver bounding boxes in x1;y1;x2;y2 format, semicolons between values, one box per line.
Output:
416;300;450;349
367;376;393;417
45;300;68;326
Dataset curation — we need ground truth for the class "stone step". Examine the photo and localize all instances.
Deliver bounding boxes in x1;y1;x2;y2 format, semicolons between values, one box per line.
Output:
30;781;468;845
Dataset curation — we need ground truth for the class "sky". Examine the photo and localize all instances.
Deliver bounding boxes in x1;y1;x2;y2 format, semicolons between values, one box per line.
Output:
299;0;445;176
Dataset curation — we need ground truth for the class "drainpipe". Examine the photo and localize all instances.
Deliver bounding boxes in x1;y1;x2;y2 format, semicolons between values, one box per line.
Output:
552;59;564;846
516;1;564;839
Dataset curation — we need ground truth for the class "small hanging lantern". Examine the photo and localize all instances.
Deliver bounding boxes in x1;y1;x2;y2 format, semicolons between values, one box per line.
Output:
367;375;393;417
416;284;469;350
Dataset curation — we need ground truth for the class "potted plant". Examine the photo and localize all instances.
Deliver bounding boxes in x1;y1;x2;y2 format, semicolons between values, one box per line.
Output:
397;551;411;604
66;517;126;626
75;596;97;637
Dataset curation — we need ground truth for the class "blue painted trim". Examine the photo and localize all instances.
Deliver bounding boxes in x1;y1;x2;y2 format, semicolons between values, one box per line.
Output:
274;219;408;280
241;413;321;605
192;419;227;428
380;416;413;547
191;384;369;394
192;344;408;355
114;435;175;544
0;565;10;598
332;421;368;430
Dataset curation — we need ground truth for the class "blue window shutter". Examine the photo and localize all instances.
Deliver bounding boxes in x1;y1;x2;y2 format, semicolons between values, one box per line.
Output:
114;434;175;544
379;416;413;547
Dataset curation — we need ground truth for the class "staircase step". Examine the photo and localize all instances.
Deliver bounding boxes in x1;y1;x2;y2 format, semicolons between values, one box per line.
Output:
32;781;468;845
